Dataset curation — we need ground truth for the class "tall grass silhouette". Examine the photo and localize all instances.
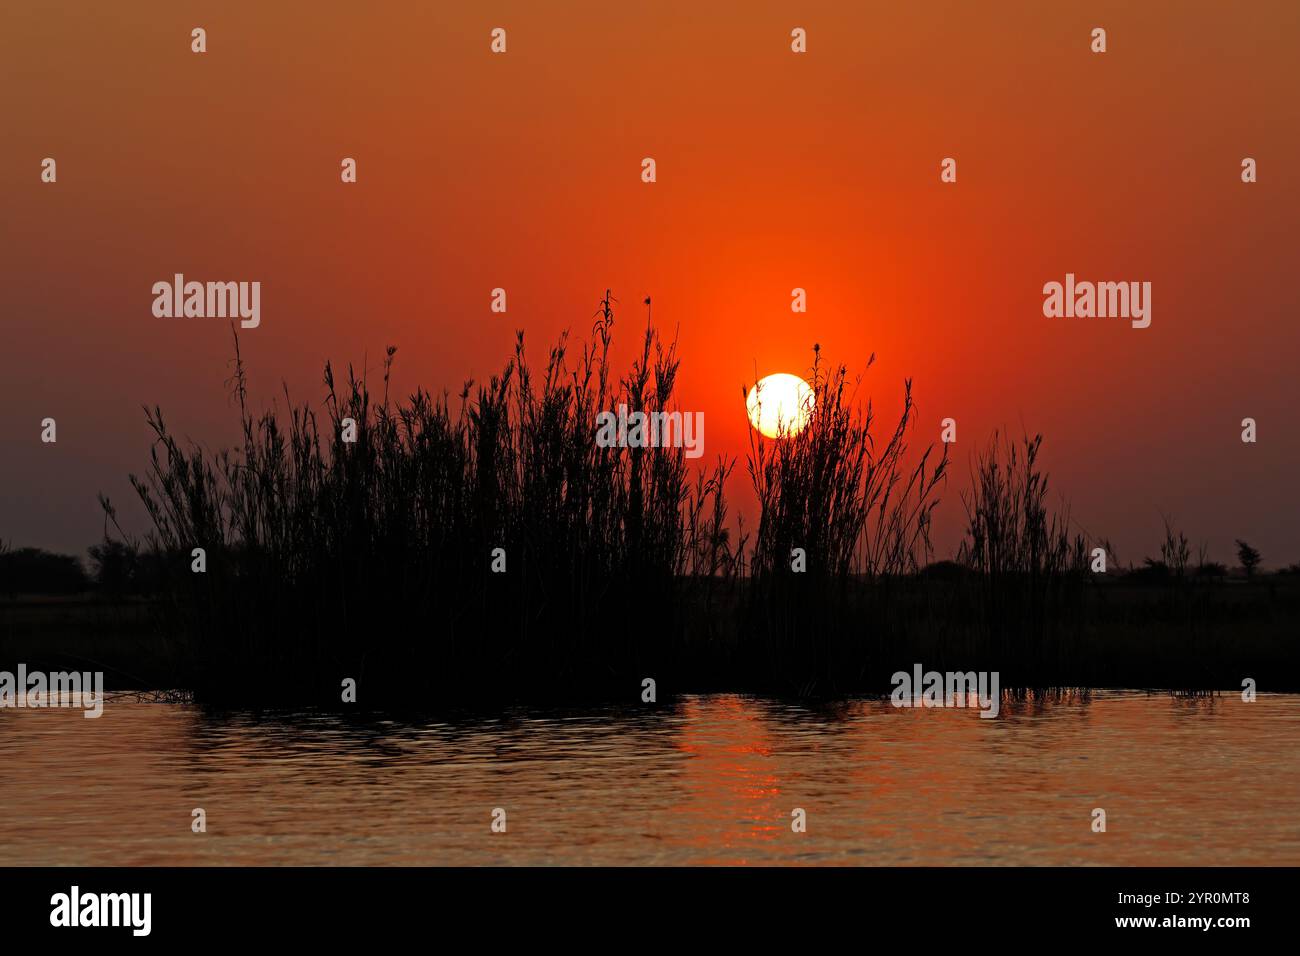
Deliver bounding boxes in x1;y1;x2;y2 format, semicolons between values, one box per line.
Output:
957;432;1089;683
124;294;732;703
105;292;1299;703
740;347;948;693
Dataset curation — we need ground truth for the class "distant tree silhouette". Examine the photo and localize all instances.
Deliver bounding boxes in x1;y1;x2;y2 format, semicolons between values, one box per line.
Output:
88;538;140;598
1236;539;1262;579
0;547;91;596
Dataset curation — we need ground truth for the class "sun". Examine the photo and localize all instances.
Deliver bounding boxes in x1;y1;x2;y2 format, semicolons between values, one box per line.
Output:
746;373;814;438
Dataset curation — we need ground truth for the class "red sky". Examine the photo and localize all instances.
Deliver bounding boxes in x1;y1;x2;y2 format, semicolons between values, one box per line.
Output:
2;1;1298;566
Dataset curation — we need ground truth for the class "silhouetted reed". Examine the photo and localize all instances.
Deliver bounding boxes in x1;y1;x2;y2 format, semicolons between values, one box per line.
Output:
956;432;1090;682
741;347;948;693
102;294;1298;703
124;294;732;703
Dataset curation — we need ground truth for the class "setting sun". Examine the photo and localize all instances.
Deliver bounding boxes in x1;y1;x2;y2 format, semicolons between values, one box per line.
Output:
745;373;814;439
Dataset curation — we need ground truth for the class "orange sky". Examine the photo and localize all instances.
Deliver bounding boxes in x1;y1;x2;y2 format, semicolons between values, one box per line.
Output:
2;1;1298;566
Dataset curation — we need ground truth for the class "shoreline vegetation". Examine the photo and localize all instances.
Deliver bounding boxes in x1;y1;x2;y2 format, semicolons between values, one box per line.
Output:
3;294;1297;704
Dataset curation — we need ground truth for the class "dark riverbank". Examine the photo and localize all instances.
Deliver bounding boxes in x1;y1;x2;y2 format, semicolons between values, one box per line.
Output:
4;572;1296;701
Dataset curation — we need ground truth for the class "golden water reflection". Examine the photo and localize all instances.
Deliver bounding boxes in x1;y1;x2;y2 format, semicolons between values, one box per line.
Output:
1;692;1296;865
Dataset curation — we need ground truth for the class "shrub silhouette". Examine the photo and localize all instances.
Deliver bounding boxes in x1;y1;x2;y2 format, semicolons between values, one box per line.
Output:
0;547;90;596
1236;540;1262;578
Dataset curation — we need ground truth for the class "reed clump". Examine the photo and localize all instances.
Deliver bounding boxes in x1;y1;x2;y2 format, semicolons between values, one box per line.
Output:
742;347;948;693
956;432;1090;683
124;294;732;703
106;293;1298;702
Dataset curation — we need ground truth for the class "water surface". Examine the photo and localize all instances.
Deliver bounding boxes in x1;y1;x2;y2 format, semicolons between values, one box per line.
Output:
2;692;1296;865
